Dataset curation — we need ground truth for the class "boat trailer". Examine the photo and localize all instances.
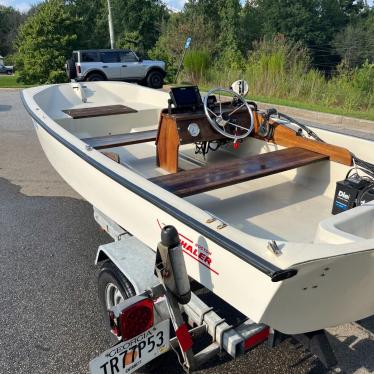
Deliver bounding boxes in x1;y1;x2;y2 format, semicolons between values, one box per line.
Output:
90;207;338;373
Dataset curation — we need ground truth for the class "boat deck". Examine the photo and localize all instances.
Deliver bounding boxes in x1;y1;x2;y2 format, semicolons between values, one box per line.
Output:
105;141;332;243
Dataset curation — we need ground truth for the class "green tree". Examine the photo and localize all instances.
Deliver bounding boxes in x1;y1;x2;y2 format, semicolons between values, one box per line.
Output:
333;11;374;68
69;0;168;56
250;0;366;71
216;0;243;68
111;0;168;55
184;0;221;30
151;0;245;80
149;12;216;81
183;0;243;67
116;31;142;51
15;0;81;84
240;2;262;54
0;5;26;57
68;0;109;49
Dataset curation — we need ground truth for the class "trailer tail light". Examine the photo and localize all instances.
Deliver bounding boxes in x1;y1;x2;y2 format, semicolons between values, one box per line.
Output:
109;298;155;341
244;326;270;351
76;65;81;75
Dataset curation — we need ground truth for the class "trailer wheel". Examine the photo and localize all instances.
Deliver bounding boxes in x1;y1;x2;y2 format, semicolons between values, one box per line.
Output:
98;261;168;371
98;261;136;335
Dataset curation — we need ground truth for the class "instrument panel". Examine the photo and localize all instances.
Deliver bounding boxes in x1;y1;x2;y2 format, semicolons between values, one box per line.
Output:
164;105;252;145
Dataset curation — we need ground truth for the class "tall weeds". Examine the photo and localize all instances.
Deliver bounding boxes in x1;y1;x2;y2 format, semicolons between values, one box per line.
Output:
187;36;374;114
183;50;210;84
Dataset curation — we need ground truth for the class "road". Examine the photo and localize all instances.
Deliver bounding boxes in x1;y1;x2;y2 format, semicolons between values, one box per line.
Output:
0;89;373;374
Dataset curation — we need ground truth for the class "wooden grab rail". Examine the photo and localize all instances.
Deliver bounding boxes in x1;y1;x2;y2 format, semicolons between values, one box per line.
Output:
252;112;353;166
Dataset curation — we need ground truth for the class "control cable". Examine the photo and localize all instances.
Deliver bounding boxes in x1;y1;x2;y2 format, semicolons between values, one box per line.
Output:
275;111;374;176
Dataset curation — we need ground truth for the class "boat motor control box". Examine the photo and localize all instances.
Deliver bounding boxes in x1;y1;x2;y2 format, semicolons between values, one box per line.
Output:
332;176;374;214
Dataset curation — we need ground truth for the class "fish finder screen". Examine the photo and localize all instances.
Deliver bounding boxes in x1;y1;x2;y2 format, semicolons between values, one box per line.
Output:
170;86;203;109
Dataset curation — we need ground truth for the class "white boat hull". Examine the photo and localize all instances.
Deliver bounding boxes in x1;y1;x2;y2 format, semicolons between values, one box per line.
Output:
23;82;374;334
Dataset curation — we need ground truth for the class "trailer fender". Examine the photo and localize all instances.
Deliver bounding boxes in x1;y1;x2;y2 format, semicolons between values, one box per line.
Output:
95;237;160;295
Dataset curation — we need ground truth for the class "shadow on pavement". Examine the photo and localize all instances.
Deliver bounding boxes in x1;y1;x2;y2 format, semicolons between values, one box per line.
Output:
326;326;374;374
0;177;112;374
358;316;374;334
0;104;12;111
1;176;373;374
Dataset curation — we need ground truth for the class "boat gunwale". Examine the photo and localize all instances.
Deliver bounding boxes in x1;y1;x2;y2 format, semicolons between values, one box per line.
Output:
21;87;298;282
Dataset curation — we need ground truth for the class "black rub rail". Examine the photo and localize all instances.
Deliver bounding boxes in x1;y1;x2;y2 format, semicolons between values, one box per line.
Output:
21;91;297;282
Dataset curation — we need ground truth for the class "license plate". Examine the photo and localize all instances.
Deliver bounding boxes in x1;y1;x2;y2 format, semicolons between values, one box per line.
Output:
89;319;170;374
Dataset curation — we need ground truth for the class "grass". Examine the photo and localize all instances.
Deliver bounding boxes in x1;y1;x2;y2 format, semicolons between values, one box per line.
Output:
248;94;374;122
195;84;374;121
0;75;34;88
177;37;374;122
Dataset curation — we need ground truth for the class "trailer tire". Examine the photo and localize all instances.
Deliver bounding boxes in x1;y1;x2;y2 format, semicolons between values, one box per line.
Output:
97;261;168;372
98;261;136;334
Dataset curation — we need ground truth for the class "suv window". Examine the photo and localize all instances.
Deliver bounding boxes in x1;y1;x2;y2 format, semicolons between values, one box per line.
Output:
100;51;120;63
72;52;78;63
81;52;99;62
120;51;138;63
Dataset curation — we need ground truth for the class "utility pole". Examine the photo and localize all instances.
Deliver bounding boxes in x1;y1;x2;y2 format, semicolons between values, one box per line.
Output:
107;0;115;49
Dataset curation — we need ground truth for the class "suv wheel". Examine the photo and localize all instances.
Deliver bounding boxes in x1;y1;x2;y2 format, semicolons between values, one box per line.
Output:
146;70;164;89
66;58;77;80
86;73;105;82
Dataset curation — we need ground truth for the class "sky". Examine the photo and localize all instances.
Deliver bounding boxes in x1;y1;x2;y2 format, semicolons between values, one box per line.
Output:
0;0;187;13
0;0;34;12
0;0;372;13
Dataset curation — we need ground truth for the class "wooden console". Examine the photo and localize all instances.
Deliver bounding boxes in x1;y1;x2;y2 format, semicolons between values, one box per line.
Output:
156;107;251;173
155;105;352;174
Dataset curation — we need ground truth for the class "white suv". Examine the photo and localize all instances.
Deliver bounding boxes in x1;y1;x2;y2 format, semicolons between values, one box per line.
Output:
66;49;166;88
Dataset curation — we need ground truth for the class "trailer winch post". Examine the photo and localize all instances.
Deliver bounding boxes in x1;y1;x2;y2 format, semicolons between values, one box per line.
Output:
155;225;195;370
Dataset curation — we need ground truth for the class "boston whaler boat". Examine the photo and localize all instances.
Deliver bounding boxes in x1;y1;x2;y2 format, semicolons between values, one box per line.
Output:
22;80;374;368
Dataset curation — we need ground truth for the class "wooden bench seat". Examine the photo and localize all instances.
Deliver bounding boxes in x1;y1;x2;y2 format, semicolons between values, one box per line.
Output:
63;105;137;119
82;129;157;150
150;147;328;197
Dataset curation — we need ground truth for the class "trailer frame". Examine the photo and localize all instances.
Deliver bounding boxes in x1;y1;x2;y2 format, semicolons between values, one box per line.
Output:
92;207;338;372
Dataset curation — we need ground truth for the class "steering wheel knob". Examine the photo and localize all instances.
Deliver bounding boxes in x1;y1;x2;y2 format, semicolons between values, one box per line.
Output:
216;116;228;127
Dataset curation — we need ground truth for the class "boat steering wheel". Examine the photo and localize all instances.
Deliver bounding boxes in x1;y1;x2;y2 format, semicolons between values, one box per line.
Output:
203;87;254;141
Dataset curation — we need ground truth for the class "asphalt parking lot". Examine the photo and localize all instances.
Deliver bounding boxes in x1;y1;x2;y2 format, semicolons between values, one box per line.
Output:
0;89;373;374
